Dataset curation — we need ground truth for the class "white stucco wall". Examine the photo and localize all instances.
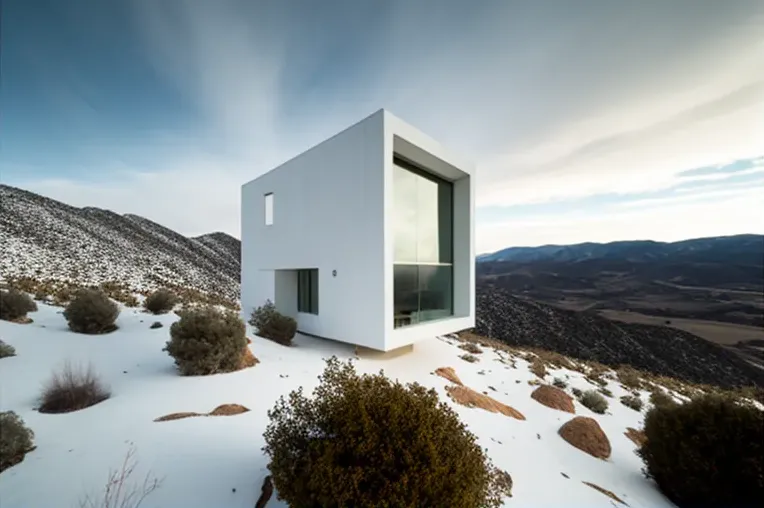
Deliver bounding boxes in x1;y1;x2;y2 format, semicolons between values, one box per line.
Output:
241;109;475;352
241;111;387;349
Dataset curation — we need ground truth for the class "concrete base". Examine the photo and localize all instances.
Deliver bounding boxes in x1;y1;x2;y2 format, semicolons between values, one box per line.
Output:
354;343;414;360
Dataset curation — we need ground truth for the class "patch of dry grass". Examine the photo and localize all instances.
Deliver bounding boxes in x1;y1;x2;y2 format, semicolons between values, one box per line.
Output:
154;403;250;422
434;367;463;386
624;427;647;447
445;385;525;420
582;481;628;505
459;353;480;363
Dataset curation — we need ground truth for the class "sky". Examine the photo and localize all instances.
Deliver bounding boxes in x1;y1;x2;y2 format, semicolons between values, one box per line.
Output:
1;0;763;255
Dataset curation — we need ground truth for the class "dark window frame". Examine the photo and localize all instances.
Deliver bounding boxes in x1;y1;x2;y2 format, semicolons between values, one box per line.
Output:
297;269;319;315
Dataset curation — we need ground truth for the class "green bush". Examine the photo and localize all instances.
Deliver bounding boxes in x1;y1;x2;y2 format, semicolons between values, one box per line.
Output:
571;387;583;398
143;288;178;314
578;389;609;414
620;394;643;411
249;300;296;346
638;394;764;508
553;377;568;389
0;340;16;359
0;289;37;322
164;306;247;376
0;411;35;473
63;289;119;334
263;357;512;508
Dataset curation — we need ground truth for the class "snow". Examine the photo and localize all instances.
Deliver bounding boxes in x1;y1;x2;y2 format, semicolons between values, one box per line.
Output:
0;302;676;508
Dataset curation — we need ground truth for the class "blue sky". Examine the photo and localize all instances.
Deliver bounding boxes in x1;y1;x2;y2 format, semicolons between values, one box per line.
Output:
2;0;763;253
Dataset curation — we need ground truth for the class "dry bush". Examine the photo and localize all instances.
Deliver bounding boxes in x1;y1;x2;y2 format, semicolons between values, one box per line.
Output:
529;358;548;379
578;390;609;414
616;365;646;390
459;353;480;363
0;411;35;474
38;362;111;413
620;394;644;411
143;288;178;315
164;306;248;376
649;389;677;409
0;340;16;359
553;377;568;389
249;300;297;346
459;342;483;354
598;387;614;398
64;289;119;334
79;444;163;508
638;394;764;508
0;289;37;322
263;356;513;508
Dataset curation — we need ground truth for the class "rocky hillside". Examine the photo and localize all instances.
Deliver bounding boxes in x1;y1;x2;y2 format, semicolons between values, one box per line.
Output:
475;286;764;389
0;185;241;300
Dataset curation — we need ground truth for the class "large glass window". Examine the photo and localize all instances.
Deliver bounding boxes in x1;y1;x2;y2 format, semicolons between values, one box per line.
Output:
297;269;318;314
392;157;453;328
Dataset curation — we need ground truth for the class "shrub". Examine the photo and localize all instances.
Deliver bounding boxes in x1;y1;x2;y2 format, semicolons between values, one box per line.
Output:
143;288;178;315
63;289;119;334
38;362;111;413
0;411;35;473
553;377;568;389
0;289;37;322
638;394;764;508
263;357;513;507
578;390;609;414
650;389;676;409
0;340;16;359
598;387;613;398
571;387;583;398
459;342;483;354
249;300;296;346
150;321;163;329
78;444;163;508
620;394;643;411
164;306;248;376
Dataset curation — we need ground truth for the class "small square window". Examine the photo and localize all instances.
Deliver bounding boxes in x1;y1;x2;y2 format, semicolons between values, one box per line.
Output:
264;193;273;225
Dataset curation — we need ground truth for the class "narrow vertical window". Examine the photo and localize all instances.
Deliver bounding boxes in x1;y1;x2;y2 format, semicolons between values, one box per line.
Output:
297;269;319;314
264;193;274;225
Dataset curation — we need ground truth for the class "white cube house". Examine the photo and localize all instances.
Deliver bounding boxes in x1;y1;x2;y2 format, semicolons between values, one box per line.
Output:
241;109;475;352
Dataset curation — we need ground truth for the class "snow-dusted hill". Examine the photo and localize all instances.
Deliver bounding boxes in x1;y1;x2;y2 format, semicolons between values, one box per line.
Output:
0;185;240;300
0;301;689;508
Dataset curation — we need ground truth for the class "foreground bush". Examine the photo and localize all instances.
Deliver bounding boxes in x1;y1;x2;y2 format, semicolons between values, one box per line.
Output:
578;389;609;414
638;394;764;508
0;411;35;473
249;300;296;346
0;289;37;322
143;288;178;315
63;289;119;334
263;357;512;507
38;362;111;413
0;340;16;359
164;306;248;376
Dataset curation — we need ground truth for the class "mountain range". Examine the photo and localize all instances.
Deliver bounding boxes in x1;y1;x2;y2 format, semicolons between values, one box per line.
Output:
0;184;240;300
478;234;764;265
1;183;761;389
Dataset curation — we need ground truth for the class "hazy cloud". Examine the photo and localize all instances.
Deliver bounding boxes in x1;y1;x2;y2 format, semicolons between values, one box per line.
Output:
6;0;764;249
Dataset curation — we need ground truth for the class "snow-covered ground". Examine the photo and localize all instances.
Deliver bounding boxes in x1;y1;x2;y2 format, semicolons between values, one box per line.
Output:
0;302;676;507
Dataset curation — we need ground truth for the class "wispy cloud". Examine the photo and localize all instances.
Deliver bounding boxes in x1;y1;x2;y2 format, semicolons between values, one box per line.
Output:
4;0;764;248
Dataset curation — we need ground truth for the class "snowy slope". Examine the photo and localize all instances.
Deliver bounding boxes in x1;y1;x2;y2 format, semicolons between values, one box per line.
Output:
0;302;678;508
0;185;240;300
